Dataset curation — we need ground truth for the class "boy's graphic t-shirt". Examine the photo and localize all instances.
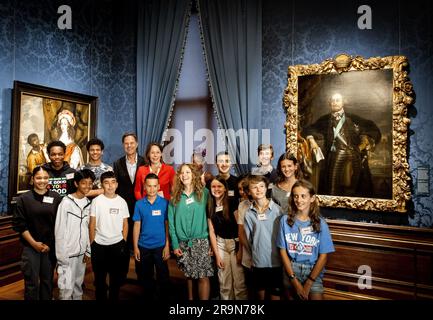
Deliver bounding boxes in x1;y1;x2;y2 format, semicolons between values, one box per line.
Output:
48;176;70;195
80;162;113;189
43;162;76;196
276;217;335;265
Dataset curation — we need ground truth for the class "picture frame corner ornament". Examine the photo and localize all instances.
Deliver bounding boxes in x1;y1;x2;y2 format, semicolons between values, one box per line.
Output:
333;53;353;72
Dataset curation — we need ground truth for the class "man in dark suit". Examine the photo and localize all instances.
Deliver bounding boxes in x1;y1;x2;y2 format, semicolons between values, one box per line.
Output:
113;133;146;282
303;93;381;197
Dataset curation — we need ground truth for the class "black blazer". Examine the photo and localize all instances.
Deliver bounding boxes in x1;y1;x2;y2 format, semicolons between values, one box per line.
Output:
113;155;146;215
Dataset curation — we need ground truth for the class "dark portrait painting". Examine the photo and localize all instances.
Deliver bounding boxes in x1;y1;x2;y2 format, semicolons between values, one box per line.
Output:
284;54;413;212
298;69;392;200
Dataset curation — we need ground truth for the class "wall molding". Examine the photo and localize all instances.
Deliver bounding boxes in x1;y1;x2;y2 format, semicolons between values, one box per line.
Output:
0;216;22;286
325;219;433;299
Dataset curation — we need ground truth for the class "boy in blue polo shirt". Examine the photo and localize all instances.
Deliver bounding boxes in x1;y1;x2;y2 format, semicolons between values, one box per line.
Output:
133;173;170;300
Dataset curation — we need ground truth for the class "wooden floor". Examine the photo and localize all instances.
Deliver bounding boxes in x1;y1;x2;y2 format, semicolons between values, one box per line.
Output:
0;257;189;300
0;256;372;300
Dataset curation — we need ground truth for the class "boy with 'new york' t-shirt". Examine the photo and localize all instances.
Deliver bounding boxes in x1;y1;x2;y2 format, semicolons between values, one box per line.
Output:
133;173;170;300
89;171;129;300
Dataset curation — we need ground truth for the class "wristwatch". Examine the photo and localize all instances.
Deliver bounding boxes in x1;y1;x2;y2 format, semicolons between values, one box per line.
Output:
288;274;296;281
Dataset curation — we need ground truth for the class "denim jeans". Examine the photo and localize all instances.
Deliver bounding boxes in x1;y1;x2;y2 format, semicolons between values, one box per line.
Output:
284;261;324;293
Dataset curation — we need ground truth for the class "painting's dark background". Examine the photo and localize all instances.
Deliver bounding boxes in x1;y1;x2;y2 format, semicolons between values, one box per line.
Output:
0;0;432;227
298;70;393;200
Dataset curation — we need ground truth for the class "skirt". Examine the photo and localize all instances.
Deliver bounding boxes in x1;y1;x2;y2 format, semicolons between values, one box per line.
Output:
176;238;214;279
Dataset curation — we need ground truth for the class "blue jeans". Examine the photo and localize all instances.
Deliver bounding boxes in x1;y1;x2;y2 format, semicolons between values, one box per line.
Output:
284;261;324;294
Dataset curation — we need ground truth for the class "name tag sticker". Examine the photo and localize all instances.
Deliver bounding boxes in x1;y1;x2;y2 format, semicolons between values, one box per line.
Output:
258;213;267;221
215;206;223;212
66;173;74;180
157;191;164;197
152;210;161;216
186;198;194;205
109;208;119;215
300;226;313;235
228;190;235;197
43;196;54;204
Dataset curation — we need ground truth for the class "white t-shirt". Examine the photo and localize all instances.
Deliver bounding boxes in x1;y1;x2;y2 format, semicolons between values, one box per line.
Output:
71;195;89;210
237;199;252;269
90;194;129;245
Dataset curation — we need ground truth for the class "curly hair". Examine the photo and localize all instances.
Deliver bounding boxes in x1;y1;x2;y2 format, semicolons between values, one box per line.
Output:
47;140;66;154
287;179;321;232
73;168;96;184
171;163;204;205
86;138;105;151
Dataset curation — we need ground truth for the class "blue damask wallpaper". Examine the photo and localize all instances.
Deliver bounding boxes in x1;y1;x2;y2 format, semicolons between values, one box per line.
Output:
262;0;433;227
0;0;137;213
1;0;432;228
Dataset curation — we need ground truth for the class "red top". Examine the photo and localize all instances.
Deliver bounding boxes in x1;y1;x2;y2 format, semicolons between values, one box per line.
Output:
134;163;175;200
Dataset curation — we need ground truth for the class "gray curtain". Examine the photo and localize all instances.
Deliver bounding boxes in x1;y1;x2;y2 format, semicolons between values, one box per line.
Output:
136;0;190;153
198;0;262;174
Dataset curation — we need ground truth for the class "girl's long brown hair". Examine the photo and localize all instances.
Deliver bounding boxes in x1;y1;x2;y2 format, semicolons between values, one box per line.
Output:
287;179;321;232
207;176;230;221
276;152;303;184
171;163;204;205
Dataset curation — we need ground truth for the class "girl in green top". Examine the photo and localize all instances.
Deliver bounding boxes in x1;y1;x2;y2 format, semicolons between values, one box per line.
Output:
168;163;214;300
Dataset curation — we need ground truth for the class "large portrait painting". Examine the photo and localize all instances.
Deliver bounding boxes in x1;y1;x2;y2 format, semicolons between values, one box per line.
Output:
283;54;413;212
8;81;97;204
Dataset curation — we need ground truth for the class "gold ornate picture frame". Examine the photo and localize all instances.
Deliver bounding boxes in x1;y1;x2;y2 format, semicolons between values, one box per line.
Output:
8;81;98;205
283;54;413;212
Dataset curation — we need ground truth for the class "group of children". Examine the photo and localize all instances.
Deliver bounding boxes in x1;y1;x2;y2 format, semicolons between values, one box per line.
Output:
13;141;334;301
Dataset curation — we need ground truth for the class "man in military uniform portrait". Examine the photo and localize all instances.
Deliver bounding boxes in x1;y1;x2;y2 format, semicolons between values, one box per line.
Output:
303;92;382;197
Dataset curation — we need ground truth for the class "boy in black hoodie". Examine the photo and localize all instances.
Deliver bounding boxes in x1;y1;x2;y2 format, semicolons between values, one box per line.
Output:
42;141;76;196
